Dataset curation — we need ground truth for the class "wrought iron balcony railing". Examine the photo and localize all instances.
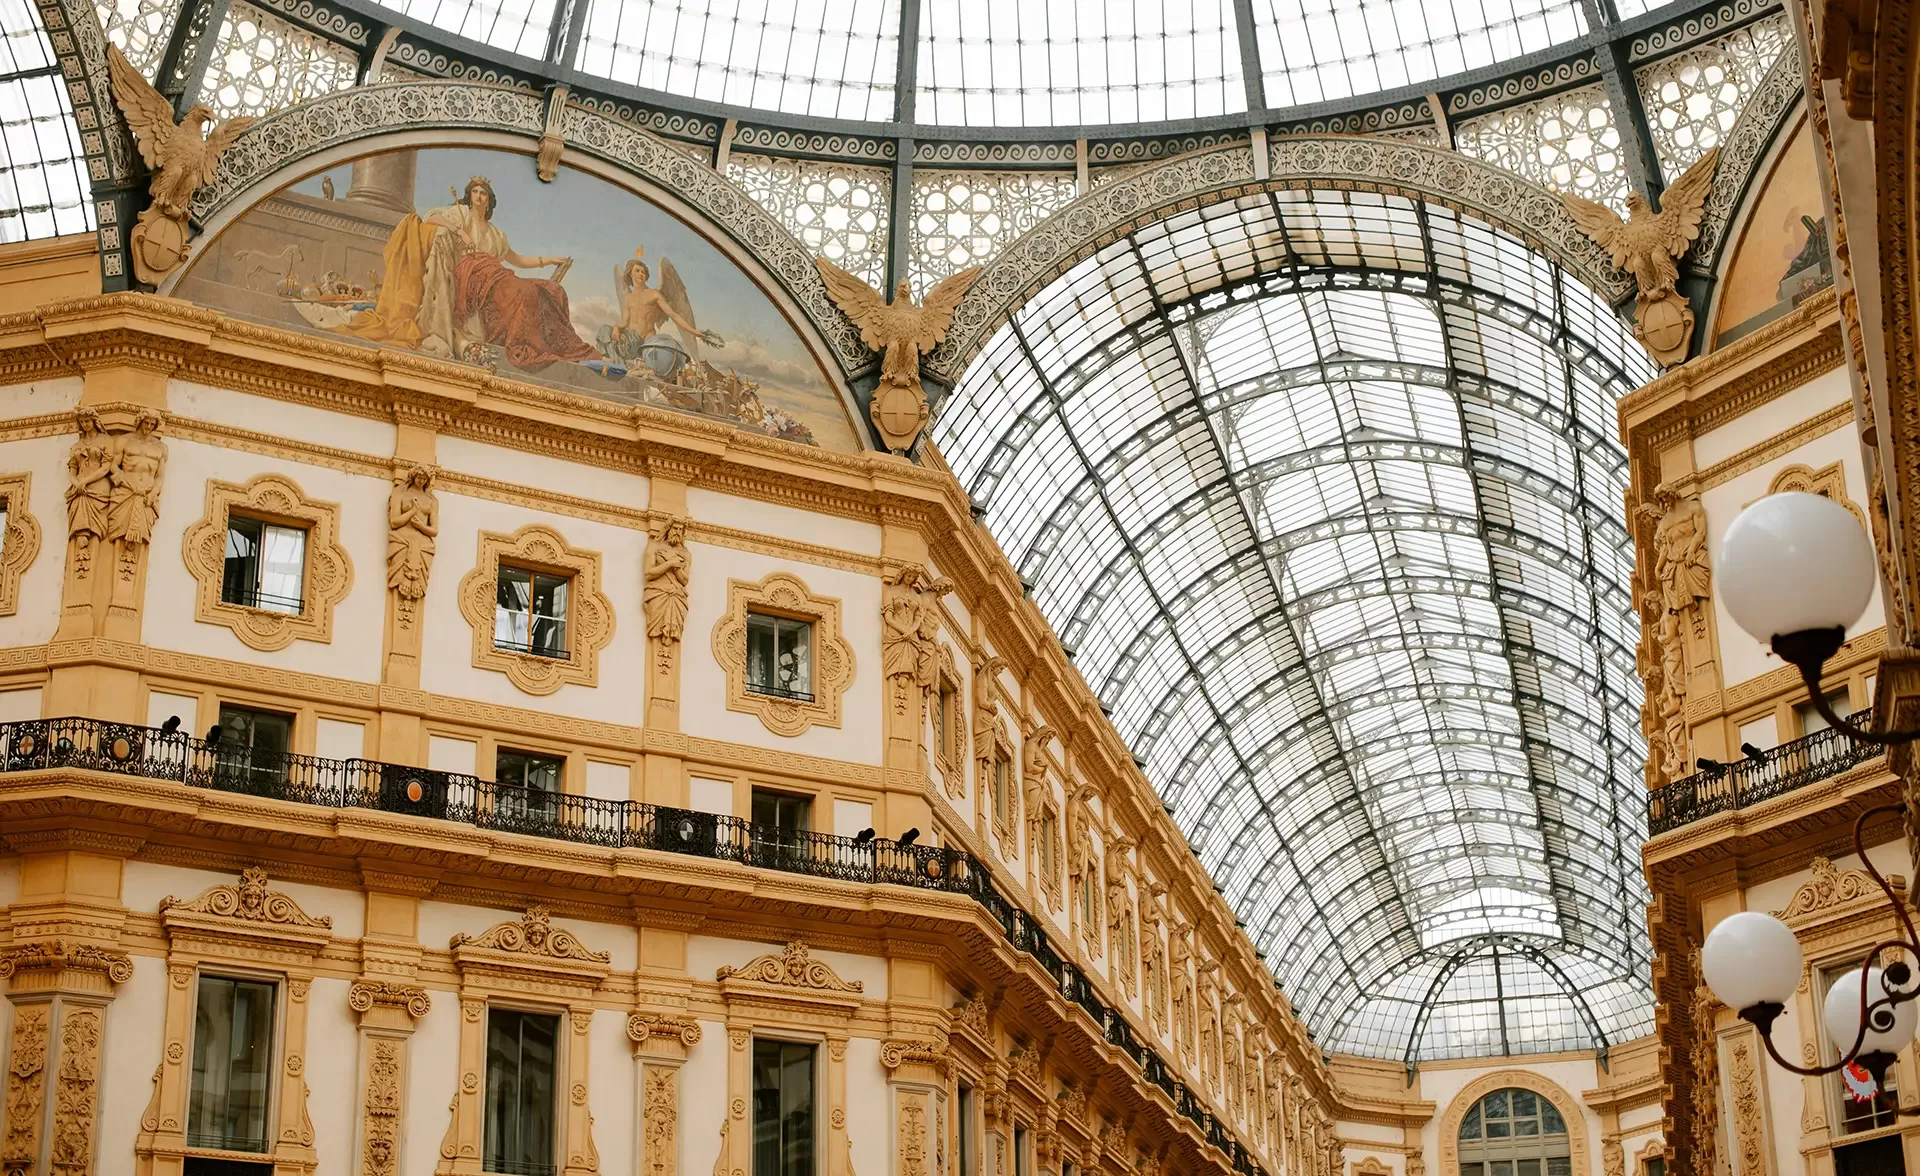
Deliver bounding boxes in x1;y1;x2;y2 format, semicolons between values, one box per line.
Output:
1646;725;1884;836
0;716;1267;1176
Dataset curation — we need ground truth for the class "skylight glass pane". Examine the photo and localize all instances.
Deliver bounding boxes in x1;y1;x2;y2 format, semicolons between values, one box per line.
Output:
917;0;1248;127
384;0;555;57
1250;0;1588;107
0;0;95;244
575;0;901;117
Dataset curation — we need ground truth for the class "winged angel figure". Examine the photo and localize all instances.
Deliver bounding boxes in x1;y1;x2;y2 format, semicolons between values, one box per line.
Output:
1560;146;1720;366
815;261;981;454
107;44;257;285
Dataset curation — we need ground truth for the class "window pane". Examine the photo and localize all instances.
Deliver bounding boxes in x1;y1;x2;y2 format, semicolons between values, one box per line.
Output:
258;523;306;613
215;705;293;790
1511;1091;1537;1117
188;975;276;1152
222;514;263;606
532;572;569;656
1541;1104;1566;1134
752;1040;815;1176
496;565;532;649
1461;1105;1482;1139
486;1009;558;1176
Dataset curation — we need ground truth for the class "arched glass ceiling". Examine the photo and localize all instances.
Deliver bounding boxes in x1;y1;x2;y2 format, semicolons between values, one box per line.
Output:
932;188;1657;1062
554;0;1614;126
0;0;93;241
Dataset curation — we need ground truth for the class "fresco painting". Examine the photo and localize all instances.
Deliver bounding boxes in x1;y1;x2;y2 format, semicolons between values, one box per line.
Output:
175;146;861;450
1713;121;1835;348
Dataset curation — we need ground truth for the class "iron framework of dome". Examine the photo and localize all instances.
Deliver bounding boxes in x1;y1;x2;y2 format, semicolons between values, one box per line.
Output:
7;0;1807;1063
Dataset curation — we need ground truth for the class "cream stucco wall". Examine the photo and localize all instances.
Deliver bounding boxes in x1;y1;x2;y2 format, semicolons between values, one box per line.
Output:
418;487;648;726
97;954;168;1176
678;539;884;764
141;437;390;683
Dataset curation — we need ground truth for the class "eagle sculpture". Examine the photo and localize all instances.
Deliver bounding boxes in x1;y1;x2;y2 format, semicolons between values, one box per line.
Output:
106;43;257;284
815;261;980;454
1561;147;1721;366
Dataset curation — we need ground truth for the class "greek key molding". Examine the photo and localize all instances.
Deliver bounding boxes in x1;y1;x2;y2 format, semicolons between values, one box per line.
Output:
180;82;867;377
1446;57;1601;114
926;138;1632;381
0;472;40;618
1630;0;1777;61
180;472;354;652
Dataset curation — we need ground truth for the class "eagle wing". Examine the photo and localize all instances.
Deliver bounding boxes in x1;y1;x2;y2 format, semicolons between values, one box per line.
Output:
815;258;892;351
195;115;258;187
106;43;180;172
1560;193;1633;270
907;267;982;352
1652;145;1722;257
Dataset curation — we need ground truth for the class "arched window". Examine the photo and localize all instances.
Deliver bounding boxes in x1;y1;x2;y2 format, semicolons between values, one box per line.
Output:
1457;1088;1573;1176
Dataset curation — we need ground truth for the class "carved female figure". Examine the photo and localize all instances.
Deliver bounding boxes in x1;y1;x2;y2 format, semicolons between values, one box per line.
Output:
65;410;112;554
106;411;165;547
643;517;690;640
386;465;438;600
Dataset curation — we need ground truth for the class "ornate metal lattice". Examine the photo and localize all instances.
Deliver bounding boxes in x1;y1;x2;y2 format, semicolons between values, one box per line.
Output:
725;151;890;289
1635;12;1794;178
909;169;1079;295
199;0;360;119
93;0;183;76
1453;82;1629;209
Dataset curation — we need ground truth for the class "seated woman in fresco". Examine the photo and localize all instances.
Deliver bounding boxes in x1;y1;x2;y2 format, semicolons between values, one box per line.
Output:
348;175;599;369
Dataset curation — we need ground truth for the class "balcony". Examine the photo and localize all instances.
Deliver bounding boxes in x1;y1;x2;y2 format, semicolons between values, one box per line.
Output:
1646;726;1884;836
0;715;1266;1176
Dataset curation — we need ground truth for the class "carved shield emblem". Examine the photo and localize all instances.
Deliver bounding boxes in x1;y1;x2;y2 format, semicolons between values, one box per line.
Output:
130;209;190;286
870;381;929;453
1634;291;1695;367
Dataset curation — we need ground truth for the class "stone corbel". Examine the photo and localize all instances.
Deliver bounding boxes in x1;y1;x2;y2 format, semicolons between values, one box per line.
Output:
537;86;570;182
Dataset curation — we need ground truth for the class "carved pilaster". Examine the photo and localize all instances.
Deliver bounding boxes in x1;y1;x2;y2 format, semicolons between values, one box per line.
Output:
643;514;690;733
349;981;430;1176
2;936;132;1176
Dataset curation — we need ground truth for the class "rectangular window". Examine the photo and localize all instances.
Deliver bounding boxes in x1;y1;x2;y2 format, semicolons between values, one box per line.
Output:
495;565;570;658
933;683;948;758
188;974;277;1153
746;612;813;701
1799;690;1853;736
221;514;307;614
1014;1127;1028;1176
750;789;811;867
1040;812;1058;882
485;1009;559;1176
957;1085;975;1176
496;748;563;824
212;704;294;792
992;752;1010;826
752;1039;815;1176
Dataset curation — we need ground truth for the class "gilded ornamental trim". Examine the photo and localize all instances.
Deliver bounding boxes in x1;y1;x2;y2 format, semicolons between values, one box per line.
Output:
180;472;354;651
456;523;613;696
710;571;854;736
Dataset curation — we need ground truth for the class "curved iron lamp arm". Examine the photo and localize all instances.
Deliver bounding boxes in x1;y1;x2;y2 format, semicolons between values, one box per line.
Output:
1778;628;1920;745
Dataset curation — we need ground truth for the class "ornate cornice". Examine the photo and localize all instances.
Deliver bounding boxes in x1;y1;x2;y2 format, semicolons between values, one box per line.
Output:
716;941;862;992
450;906;611;963
162;865;332;929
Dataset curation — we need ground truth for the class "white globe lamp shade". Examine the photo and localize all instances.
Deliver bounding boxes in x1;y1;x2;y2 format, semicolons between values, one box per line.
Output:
1718;492;1876;643
1823;966;1920;1058
1701;911;1803;1011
